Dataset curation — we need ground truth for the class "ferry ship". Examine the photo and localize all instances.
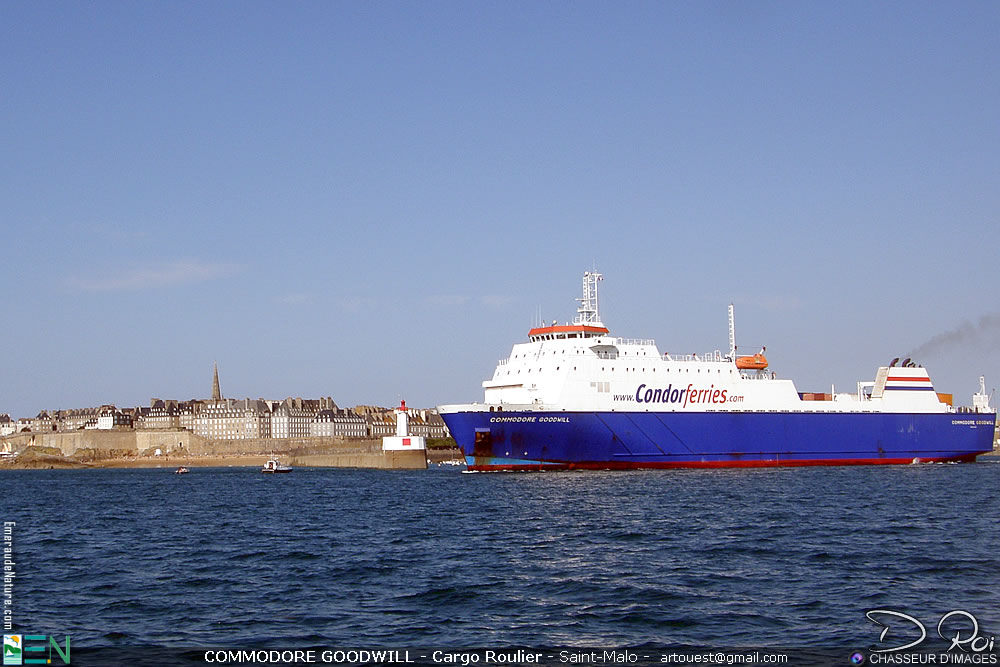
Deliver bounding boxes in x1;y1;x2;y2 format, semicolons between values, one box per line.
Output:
438;272;996;471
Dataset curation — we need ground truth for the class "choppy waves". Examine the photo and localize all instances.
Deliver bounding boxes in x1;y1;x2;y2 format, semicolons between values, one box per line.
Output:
2;463;999;648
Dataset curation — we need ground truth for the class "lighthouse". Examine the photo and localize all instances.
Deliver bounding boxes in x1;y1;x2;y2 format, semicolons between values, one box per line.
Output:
382;399;427;451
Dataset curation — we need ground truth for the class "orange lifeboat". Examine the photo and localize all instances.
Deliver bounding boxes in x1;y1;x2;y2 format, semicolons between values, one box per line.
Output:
736;353;768;370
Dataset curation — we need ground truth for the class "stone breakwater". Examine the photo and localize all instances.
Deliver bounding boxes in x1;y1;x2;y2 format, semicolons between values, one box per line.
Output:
0;430;443;469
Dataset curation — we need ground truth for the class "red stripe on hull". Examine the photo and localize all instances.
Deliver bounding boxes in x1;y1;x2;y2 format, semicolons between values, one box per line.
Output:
467;452;985;472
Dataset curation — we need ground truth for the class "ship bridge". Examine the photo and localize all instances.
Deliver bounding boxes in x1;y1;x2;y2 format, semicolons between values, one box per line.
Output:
528;271;609;342
527;324;609;342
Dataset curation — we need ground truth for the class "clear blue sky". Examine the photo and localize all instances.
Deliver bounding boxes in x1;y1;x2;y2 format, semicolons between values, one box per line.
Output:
2;1;999;418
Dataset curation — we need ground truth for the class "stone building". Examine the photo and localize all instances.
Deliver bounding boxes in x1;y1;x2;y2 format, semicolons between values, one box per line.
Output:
96;406;133;430
178;401;201;431
140;400;181;429
31;411;55;432
352;404;449;439
270;398;316;439
407;410;449;439
352;406;395;437
0;414;14;437
311;408;367;438
193;399;272;440
58;407;102;431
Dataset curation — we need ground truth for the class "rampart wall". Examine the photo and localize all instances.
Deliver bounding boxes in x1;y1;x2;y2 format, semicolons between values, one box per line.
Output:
1;429;385;459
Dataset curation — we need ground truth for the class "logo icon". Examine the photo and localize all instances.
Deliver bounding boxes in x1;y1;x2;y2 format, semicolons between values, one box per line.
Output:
850;652;865;665
3;635;22;666
12;636;69;665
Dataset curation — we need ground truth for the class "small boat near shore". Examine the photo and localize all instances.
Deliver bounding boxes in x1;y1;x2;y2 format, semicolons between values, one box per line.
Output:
174;466;190;474
261;458;291;473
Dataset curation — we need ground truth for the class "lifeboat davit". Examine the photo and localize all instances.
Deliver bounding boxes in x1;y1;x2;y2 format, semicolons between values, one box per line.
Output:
736;353;768;370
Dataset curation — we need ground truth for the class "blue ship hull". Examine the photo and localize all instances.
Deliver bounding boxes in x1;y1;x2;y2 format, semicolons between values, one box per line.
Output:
441;410;996;471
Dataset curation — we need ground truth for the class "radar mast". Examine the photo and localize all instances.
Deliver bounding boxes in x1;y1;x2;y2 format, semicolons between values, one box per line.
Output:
574;272;604;327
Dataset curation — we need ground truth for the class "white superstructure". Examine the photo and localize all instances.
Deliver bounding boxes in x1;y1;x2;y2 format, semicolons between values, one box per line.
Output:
470;273;983;416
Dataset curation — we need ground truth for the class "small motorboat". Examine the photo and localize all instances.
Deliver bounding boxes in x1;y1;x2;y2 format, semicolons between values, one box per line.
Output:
174;466;190;474
261;458;292;474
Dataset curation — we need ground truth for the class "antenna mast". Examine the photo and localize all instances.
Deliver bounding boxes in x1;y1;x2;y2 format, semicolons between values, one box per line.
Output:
728;304;736;360
973;375;992;412
575;272;604;326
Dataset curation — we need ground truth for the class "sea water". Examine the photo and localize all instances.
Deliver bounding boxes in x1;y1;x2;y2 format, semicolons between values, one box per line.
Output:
1;462;999;661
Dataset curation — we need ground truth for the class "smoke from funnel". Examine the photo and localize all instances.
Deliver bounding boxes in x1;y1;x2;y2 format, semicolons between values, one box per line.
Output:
906;313;1000;359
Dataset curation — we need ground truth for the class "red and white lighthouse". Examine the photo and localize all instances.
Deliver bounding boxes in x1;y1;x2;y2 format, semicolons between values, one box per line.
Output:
382;399;427;451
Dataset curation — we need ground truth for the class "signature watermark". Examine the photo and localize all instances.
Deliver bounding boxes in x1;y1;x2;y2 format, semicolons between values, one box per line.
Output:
853;609;998;665
867;610;996;654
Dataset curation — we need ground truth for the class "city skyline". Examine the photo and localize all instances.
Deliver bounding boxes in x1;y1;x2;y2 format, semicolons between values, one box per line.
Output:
0;363;435;421
0;362;448;441
2;3;999;418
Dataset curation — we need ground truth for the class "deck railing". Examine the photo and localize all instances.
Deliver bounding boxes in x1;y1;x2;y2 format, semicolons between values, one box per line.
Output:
664;350;727;362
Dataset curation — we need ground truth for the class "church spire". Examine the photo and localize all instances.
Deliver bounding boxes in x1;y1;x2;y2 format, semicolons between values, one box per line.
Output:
212;362;222;401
